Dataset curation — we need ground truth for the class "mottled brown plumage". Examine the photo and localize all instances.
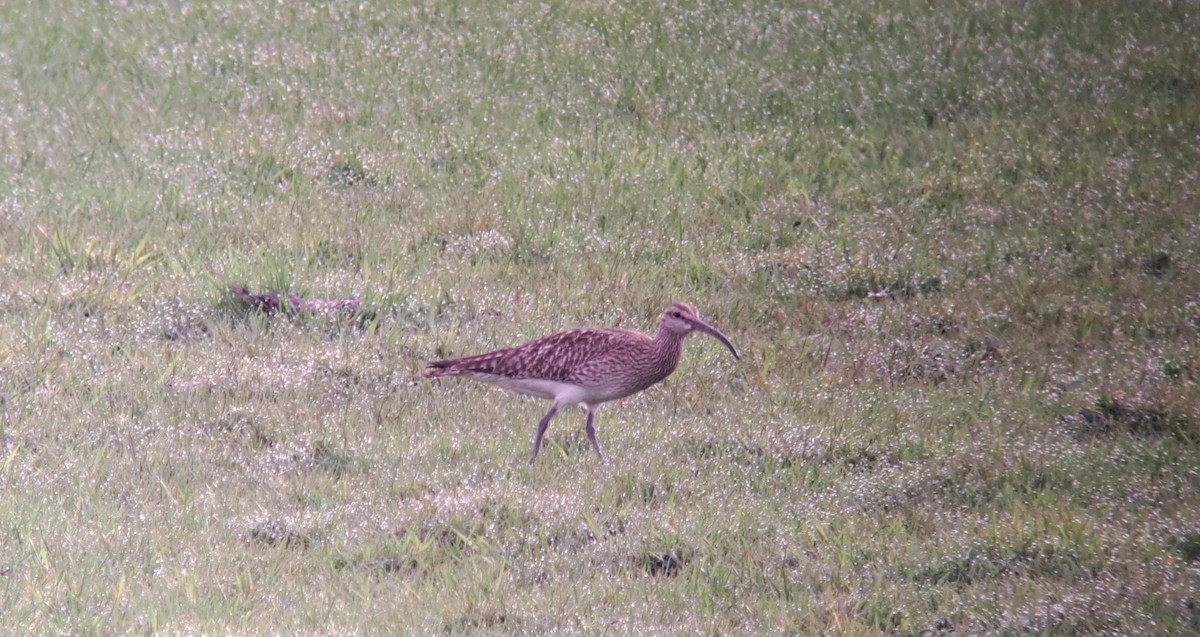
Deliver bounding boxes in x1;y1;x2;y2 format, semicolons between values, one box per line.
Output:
425;303;739;463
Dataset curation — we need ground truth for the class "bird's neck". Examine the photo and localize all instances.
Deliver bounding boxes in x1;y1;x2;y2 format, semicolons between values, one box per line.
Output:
651;326;685;374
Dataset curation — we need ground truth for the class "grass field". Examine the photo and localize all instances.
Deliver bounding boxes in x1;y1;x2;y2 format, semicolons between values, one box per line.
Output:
2;0;1199;634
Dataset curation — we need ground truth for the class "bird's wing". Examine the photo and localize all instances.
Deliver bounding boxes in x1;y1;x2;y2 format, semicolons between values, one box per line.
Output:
426;328;648;383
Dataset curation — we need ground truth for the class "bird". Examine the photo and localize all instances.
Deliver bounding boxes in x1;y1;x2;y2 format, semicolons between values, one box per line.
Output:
424;303;740;464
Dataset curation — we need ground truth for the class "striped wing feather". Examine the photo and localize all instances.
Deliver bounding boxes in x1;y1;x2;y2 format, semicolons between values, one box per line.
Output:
426;328;651;384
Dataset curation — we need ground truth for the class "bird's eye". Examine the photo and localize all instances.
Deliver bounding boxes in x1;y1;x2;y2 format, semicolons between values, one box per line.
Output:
671;311;682;318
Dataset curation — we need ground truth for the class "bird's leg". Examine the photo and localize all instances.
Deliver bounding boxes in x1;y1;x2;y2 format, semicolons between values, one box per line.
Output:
584;405;604;462
529;403;560;465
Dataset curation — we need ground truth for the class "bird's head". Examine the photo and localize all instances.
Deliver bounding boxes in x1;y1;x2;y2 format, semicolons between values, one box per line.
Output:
661;303;739;359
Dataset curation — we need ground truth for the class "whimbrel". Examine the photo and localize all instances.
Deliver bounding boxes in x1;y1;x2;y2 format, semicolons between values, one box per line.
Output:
425;303;739;464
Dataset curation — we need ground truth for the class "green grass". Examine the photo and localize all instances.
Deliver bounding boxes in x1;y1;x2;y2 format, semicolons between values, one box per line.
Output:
2;0;1199;634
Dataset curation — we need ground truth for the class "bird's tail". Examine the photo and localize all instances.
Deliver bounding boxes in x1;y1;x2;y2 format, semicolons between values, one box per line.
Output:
423;359;457;378
423;348;512;378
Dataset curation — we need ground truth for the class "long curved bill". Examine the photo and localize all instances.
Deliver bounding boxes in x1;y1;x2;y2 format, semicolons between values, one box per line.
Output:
687;317;740;360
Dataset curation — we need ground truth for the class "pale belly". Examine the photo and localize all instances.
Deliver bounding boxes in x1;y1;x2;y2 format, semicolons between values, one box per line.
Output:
482;375;633;407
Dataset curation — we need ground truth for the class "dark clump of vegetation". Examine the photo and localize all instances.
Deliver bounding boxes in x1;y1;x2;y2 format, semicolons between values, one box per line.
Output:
1141;251;1172;278
328;155;373;187
1068;392;1196;442
249;522;313;550
640;550;689;578
1174;533;1200;563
